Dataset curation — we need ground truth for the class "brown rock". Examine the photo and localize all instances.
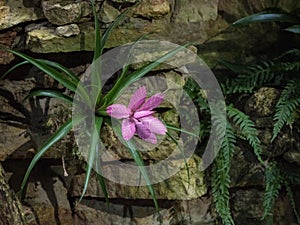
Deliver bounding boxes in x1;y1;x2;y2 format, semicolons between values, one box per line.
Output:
0;31;17;65
133;0;170;19
245;87;280;117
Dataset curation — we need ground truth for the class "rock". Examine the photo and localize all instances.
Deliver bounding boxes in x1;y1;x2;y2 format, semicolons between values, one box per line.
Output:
110;0;138;3
230;147;264;187
232;189;264;225
98;1;120;24
0;164;27;225
24;177;73;225
0;77;74;160
55;24;80;37
172;0;219;23
283;150;300;165
74;197;214;225
26;23;95;53
0;31;17;64
41;0;93;25
0;0;44;30
133;0;171;19
245;87;280;117
70;154;206;200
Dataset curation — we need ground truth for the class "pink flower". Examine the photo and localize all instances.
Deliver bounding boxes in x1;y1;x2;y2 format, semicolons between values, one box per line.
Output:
106;86;167;144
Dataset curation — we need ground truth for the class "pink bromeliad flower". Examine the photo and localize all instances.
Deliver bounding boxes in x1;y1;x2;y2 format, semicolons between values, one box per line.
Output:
106;86;167;144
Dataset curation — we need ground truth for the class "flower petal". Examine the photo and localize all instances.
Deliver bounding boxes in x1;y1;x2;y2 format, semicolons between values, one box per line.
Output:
106;104;131;119
144;133;157;144
133;110;155;119
128;86;147;111
122;118;136;140
140;116;167;135
135;120;151;139
138;93;164;111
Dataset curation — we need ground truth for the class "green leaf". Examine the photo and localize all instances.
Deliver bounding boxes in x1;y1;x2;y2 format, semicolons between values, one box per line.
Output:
218;60;251;74
103;43;191;107
113;121;159;212
166;131;190;186
166;124;199;138
285;25;300;34
79;116;104;201
24;90;73;104
6;49;77;92
0;61;28;80
233;11;300;26
20;115;85;195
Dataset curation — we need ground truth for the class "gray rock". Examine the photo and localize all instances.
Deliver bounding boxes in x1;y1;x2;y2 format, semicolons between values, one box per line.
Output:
70;154;206;200
245;87;280;117
133;0;171;19
172;0;219;23
98;1;120;24
0;0;44;30
74;198;214;225
41;0;92;25
55;23;80;37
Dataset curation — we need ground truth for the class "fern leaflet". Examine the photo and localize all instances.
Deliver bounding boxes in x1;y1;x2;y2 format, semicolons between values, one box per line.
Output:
212;121;236;225
272;79;300;141
262;162;282;224
227;104;264;164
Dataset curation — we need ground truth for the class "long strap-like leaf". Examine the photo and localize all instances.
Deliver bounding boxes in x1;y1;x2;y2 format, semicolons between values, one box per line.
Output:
5;49;77;92
79;116;104;201
24;90;73;104
20;115;86;194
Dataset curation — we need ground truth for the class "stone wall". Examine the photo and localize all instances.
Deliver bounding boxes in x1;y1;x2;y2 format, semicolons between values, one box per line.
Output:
0;0;300;225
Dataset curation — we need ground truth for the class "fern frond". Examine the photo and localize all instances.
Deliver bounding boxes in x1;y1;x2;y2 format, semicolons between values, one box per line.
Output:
272;79;300;141
212;121;236;225
262;162;282;224
222;54;300;95
227;104;264;164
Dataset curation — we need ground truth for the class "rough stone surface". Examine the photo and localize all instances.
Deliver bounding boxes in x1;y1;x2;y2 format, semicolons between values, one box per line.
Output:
26;23;95;53
229;147;264;187
245;87;280;117
41;0;93;25
70;155;206;200
133;0;171;19
24;177;73;225
0;31;17;65
110;0;137;3
172;0;219;23
284;150;300;165
55;24;80;37
74;197;214;225
0;0;44;30
98;1;120;24
0;164;27;224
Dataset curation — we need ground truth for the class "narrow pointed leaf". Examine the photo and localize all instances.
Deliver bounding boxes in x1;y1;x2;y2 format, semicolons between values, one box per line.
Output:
6;49;77;92
233;11;300;26
20;115;85;194
104;43;191;106
113;122;159;211
80;116;103;201
95;144;109;207
285;25;300;34
0;61;28;80
24;90;73;104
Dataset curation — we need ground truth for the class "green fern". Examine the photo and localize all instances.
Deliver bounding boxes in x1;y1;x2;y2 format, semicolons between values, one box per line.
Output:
221;51;300;95
262;162;282;225
227;104;264;164
212;121;236;225
272;79;300;141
